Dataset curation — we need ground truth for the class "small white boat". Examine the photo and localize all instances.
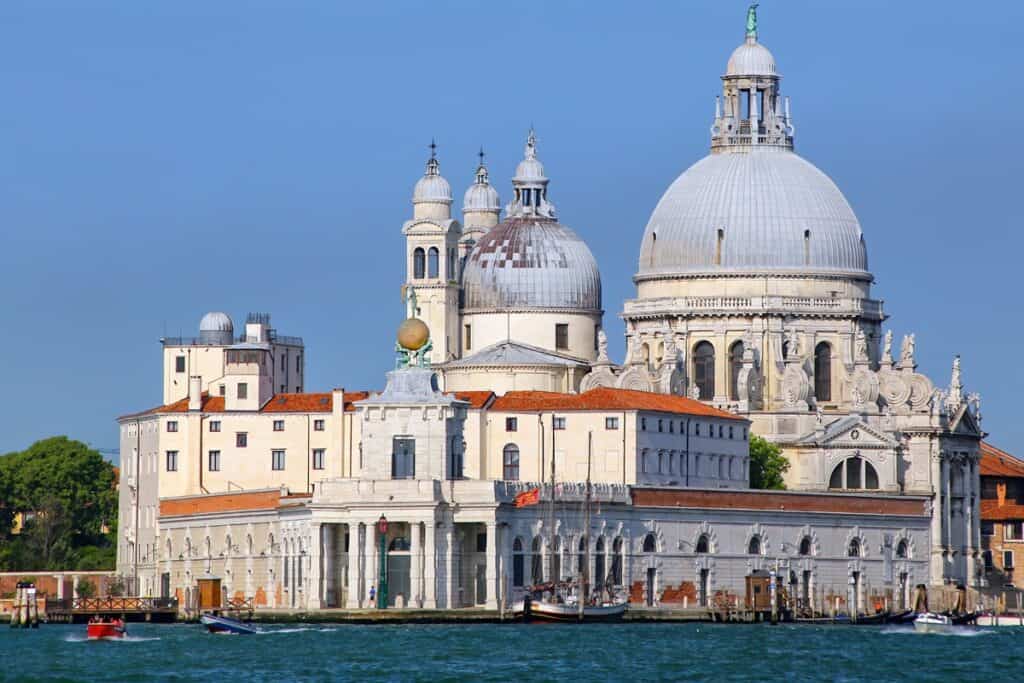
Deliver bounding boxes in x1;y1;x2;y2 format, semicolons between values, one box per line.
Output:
513;596;627;622
914;612;954;634
200;613;261;635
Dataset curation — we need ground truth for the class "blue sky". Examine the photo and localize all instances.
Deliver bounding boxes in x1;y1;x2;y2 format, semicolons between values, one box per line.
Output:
1;1;1021;458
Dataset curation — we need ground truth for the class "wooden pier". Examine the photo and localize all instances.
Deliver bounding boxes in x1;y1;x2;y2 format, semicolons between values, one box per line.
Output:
45;597;179;624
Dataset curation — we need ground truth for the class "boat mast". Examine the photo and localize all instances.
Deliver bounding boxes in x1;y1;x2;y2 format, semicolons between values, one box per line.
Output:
580;431;593;620
547;413;557;584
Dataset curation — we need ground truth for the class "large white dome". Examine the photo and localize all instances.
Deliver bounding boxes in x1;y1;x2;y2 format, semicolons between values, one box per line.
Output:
637;149;869;279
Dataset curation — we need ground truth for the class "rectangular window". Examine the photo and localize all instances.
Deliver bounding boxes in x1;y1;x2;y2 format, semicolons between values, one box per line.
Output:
476;533;487;553
273;419;285;432
719;425;724;438
669;421;674;433
605;417;619;430
555;323;569;351
218;384;225;397
272;450;286;471
312;449;325;470
658;419;663;433
729;426;734;439
1004;550;1015;569
209;420;221;433
464;324;472;351
1006;523;1023;541
175;356;186;373
236;432;248;448
165;451;178;472
641;417;647;431
208;450;220;472
237;382;248;400
983;550;994;571
981;521;994;537
506;417;518;432
314;419;325;432
553;416;566;431
695;422;701;436
166;421;178;433
392;438;415;479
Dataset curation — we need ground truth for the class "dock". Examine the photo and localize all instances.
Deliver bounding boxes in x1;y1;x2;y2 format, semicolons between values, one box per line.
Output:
45;597;179;623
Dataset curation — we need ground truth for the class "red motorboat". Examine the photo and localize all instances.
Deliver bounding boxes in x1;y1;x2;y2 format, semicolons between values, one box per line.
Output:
86;617;126;640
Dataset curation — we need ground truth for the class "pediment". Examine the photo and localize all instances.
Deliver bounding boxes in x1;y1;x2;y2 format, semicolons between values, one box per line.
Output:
796;415;900;449
402;218;460;236
948;404;982;438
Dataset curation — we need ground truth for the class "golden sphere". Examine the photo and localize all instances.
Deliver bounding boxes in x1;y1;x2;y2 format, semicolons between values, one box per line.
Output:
397;318;430;350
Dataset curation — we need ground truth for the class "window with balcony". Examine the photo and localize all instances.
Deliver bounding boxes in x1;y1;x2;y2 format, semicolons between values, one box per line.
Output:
503;444;520;481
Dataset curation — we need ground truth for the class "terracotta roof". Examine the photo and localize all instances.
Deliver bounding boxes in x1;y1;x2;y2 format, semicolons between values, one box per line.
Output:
489;387;746;421
981;442;1024;478
452;391;495;409
981;499;1024;522
127;391;371;417
160;490;282;517
633;488;928;516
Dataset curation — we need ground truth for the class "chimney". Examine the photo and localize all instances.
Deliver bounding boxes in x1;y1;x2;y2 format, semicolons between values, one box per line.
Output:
188;376;203;411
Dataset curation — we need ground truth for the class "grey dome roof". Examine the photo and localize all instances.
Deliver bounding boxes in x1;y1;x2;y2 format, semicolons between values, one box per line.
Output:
637;150;868;278
413;173;452;204
462;217;602;311
463;182;500;212
726;37;776;76
199;311;234;345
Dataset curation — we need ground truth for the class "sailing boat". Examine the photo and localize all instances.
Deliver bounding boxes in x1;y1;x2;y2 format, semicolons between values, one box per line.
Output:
514;432;627;622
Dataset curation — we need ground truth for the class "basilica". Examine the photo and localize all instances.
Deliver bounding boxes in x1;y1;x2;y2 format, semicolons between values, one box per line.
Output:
117;8;984;615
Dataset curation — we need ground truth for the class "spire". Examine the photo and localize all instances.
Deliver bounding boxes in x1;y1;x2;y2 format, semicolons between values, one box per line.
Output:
509;127;555;219
426;138;439;176
475;147;489;185
745;3;759;40
947;354;964;411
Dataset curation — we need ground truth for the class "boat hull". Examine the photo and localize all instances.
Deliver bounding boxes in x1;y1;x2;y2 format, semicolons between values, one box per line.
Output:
200;614;261;635
86;622;125;640
913;621;956;635
517;600;627;623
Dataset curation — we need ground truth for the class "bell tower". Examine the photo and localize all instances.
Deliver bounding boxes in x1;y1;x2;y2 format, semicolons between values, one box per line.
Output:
402;142;462;364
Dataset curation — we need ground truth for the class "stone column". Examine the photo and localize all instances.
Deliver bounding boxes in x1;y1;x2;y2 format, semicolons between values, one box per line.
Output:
322;524;335;608
929;452;945;584
410;521;422;608
485;522;498;609
346;523;362;608
499;525;513;607
307;523;322;610
943;458;952;551
423;521;437;608
365;521;378;608
443;523;455;608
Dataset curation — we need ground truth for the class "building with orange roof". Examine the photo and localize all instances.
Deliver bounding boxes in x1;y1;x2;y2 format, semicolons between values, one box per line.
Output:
979;442;1024;588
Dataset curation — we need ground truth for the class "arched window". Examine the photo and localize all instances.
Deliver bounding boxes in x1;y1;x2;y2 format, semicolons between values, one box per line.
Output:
642;533;657;553
502;444;520;481
828;456;879;490
799;536;812;556
896;540;909;559
166;539;173;560
413;248;425;279
595;537;606;588
729;340;745;401
388;537;410;551
848;538;861;558
814;342;832;402
427;247;439;278
693;341;715;400
577;536;588;577
512;537;525;587
531;536;543;584
611;537;624;585
748;536;761;555
695;534;709;554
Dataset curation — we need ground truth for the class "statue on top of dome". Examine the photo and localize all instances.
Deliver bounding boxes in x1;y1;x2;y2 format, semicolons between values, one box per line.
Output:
746;3;759;39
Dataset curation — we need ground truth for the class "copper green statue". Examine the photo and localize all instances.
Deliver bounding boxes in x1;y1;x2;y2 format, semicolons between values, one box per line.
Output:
746;3;759;39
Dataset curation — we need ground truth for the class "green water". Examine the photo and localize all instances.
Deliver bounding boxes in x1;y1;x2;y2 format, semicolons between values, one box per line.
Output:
1;622;1019;682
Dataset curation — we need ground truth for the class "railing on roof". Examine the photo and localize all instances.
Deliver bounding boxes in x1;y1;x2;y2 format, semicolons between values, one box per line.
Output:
162;333;304;347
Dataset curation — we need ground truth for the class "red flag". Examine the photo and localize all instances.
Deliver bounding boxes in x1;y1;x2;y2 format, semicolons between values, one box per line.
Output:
515;488;541;508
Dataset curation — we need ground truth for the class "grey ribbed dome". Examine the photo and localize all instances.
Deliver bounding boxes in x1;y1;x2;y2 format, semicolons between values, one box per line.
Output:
726;37;776;76
637;149;868;278
462;217;602;311
199;311;234;345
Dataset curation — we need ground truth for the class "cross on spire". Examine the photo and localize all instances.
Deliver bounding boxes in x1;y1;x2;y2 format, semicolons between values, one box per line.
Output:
429;138;437;159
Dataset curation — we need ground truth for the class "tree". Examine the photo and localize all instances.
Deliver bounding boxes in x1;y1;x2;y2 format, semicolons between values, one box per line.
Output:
0;437;117;571
749;435;789;489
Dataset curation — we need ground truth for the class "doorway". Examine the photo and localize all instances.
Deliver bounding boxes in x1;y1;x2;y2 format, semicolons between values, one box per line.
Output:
160;572;171;599
699;569;709;607
646;568;656;606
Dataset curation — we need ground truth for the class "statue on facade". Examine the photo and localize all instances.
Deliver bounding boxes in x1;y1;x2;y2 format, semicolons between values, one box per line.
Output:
396;287;432;369
854;328;869;363
882;330;893;365
946;354;963;411
746;3;759;38
689;384;701;401
596;329;610;363
899;334;916;367
784;327;801;359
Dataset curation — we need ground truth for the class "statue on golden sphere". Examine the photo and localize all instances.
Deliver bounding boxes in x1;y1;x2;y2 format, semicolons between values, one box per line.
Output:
396;286;433;369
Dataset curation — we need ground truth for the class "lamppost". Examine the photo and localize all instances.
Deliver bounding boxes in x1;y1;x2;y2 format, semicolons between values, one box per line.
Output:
377;515;389;609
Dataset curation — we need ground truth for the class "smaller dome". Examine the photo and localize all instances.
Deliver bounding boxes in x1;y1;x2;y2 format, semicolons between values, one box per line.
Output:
726;38;776;76
397;318;430;350
412;150;452;204
199;311;234;345
464;181;500;212
513;129;547;182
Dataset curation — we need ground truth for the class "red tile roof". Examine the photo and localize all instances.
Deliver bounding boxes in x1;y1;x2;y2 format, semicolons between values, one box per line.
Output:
980;442;1024;478
160;490;282;517
981;499;1024;522
132;391;371;416
489;387;746;421
452;391;495;409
